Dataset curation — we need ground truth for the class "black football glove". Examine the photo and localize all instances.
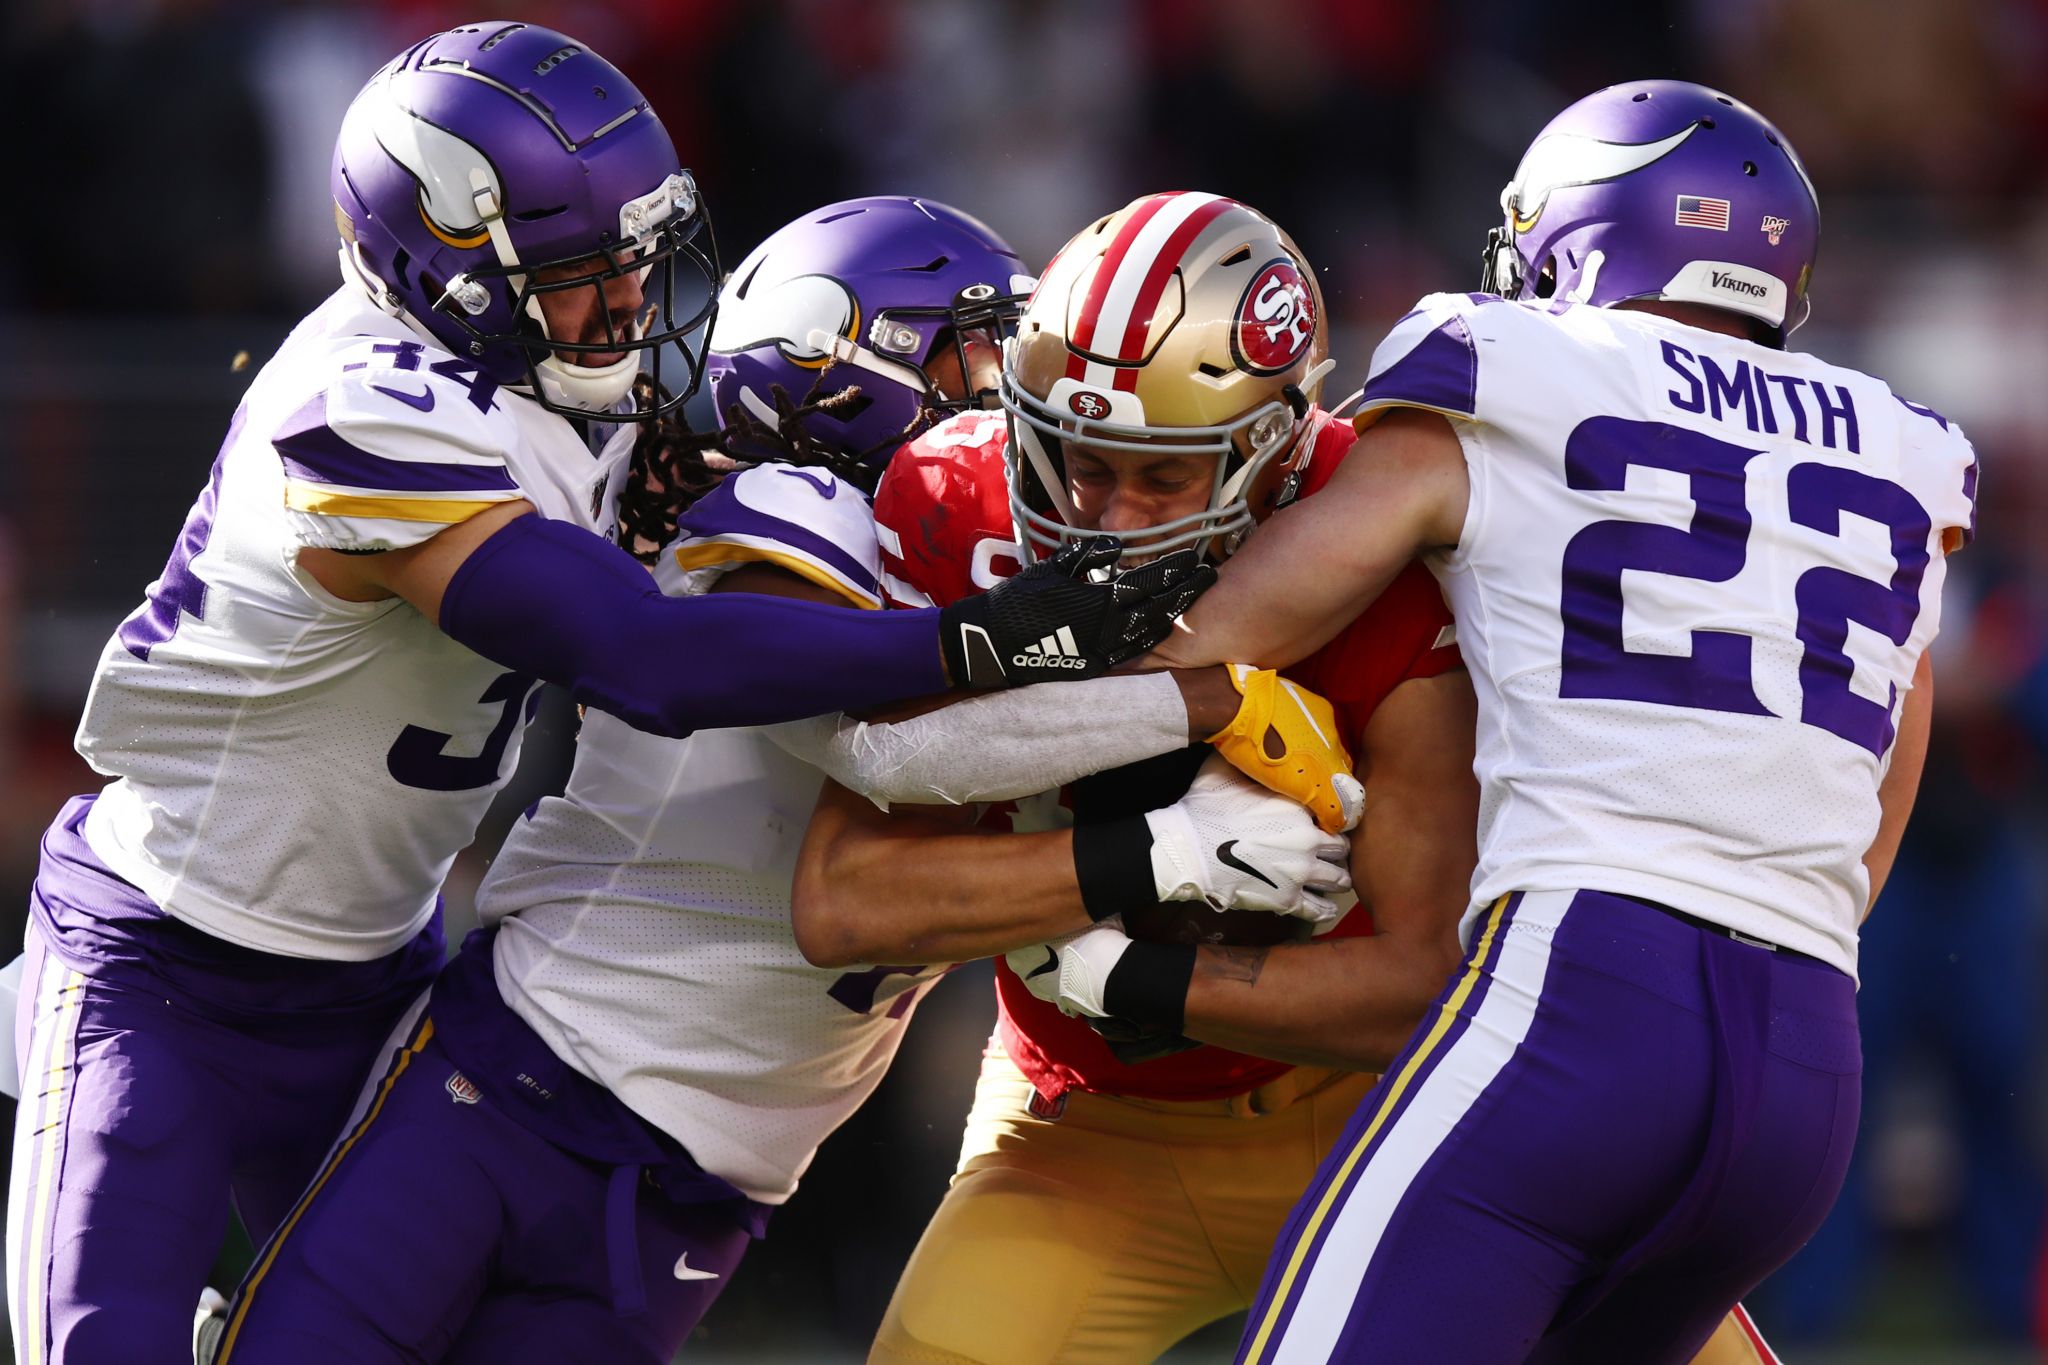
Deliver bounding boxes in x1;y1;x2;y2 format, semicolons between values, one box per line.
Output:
1087;1016;1205;1065
937;537;1216;689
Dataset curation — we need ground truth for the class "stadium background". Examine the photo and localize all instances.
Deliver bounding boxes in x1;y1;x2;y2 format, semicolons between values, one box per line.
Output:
2;0;2044;1360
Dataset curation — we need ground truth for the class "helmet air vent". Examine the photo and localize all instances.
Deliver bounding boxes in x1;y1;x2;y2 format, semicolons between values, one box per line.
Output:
893;256;952;273
1219;245;1252;266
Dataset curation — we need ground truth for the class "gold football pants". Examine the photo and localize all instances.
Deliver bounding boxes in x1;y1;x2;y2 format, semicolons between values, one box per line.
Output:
872;1047;1780;1365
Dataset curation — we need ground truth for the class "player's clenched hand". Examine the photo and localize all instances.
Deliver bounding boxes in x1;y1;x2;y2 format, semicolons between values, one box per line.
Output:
1005;920;1133;1019
937;537;1215;688
1206;665;1364;834
1146;755;1351;932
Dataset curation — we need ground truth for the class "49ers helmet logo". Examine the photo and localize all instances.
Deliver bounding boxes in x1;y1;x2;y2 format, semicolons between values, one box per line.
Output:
1231;259;1317;375
1068;389;1111;420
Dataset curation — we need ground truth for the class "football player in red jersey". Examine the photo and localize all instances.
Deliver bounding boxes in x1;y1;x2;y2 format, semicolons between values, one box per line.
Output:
789;192;1470;1363
794;191;1781;1365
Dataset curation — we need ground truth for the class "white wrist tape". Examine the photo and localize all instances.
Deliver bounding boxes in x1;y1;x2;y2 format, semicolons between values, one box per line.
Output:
764;670;1189;807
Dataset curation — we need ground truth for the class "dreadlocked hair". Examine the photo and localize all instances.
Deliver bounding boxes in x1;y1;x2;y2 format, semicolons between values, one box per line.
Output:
717;368;929;495
616;375;728;564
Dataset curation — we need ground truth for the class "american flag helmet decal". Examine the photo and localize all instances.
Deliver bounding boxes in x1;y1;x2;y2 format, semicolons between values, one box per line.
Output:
1675;195;1732;230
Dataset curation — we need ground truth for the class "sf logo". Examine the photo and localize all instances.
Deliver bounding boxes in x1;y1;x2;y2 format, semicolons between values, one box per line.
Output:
1068;390;1111;420
1235;261;1317;373
1255;274;1313;351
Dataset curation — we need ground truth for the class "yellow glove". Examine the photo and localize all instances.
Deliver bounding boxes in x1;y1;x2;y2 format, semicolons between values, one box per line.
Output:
1204;665;1364;834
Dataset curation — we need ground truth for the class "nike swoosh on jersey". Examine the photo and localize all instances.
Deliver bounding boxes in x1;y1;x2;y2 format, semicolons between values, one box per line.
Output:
371;383;436;413
777;466;838;499
1216;840;1278;888
674;1253;720;1281
1022;946;1058;981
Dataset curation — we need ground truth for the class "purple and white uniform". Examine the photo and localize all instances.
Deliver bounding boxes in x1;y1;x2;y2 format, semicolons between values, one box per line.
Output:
1239;291;1976;1363
7;283;629;1365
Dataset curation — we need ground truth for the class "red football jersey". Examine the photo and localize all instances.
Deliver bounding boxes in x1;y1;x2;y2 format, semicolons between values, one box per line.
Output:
871;408;1460;1102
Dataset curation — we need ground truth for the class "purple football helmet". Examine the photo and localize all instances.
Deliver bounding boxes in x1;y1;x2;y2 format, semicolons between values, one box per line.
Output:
331;22;719;419
707;197;1033;467
1481;80;1820;342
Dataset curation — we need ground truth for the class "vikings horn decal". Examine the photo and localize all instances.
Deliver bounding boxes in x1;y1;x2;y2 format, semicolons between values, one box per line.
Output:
709;272;859;368
1506;124;1702;233
364;72;502;245
1232;260;1318;375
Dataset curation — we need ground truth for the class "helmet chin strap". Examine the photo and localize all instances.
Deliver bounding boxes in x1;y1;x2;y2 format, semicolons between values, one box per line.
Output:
803;328;933;395
470;167;642;415
533;350;642;413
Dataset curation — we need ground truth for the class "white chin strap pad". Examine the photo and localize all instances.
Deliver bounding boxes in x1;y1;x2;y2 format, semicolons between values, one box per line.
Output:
535;351;641;413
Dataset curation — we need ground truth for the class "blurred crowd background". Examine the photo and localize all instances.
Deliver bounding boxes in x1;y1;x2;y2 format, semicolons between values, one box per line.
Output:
3;0;2045;1360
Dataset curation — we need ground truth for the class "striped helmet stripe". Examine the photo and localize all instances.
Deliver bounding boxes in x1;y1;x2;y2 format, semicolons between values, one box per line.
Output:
1104;193;1234;388
1068;193;1175;361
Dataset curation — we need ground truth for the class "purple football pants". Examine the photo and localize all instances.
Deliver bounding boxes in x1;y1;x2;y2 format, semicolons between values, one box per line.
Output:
212;989;756;1364
1238;888;1862;1365
8;796;444;1365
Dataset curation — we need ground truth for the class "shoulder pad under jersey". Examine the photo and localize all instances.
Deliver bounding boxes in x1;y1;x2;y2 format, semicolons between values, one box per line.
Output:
657;463;883;608
276;335;522;552
1891;393;1979;554
871;410;1024;609
1354;291;1509;430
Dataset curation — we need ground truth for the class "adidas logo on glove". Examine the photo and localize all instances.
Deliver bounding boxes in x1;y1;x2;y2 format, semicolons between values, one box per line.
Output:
1013;626;1089;670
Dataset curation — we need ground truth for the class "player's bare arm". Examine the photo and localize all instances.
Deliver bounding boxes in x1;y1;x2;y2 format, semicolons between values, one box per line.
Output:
1863;651;1935;920
792;785;1090;968
1177;669;1477;1071
1151;408;1470;672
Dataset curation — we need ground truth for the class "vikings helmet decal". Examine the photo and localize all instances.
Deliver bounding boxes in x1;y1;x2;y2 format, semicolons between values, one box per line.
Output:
707;197;1032;470
331;23;720;420
1481;80;1820;342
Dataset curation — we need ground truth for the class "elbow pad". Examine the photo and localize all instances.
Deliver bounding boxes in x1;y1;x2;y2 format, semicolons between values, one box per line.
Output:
438;514;948;737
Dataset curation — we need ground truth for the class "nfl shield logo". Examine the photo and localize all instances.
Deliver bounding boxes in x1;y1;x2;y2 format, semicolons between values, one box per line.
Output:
445;1070;481;1105
1761;215;1791;246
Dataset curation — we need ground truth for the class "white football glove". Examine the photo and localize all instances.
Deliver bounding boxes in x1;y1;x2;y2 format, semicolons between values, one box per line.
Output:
1144;754;1352;932
1005;919;1134;1019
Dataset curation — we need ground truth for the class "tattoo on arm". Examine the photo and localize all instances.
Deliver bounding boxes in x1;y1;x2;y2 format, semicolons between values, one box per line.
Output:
1199;945;1268;987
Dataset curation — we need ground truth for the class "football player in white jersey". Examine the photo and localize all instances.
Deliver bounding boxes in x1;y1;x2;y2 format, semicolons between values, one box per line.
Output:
208;197;1342;1365
4;30;1213;1365
1147;81;1977;1363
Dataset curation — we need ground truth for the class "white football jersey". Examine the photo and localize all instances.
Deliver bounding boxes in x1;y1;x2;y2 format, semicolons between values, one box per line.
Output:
480;463;945;1205
77;287;632;961
1359;293;1977;977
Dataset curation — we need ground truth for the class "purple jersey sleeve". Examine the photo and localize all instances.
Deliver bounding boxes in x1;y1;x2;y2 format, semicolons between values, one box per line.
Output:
658;465;883;609
439;513;945;737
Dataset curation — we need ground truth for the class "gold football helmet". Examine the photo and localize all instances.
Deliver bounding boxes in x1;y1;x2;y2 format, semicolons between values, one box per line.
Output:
1002;191;1333;560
